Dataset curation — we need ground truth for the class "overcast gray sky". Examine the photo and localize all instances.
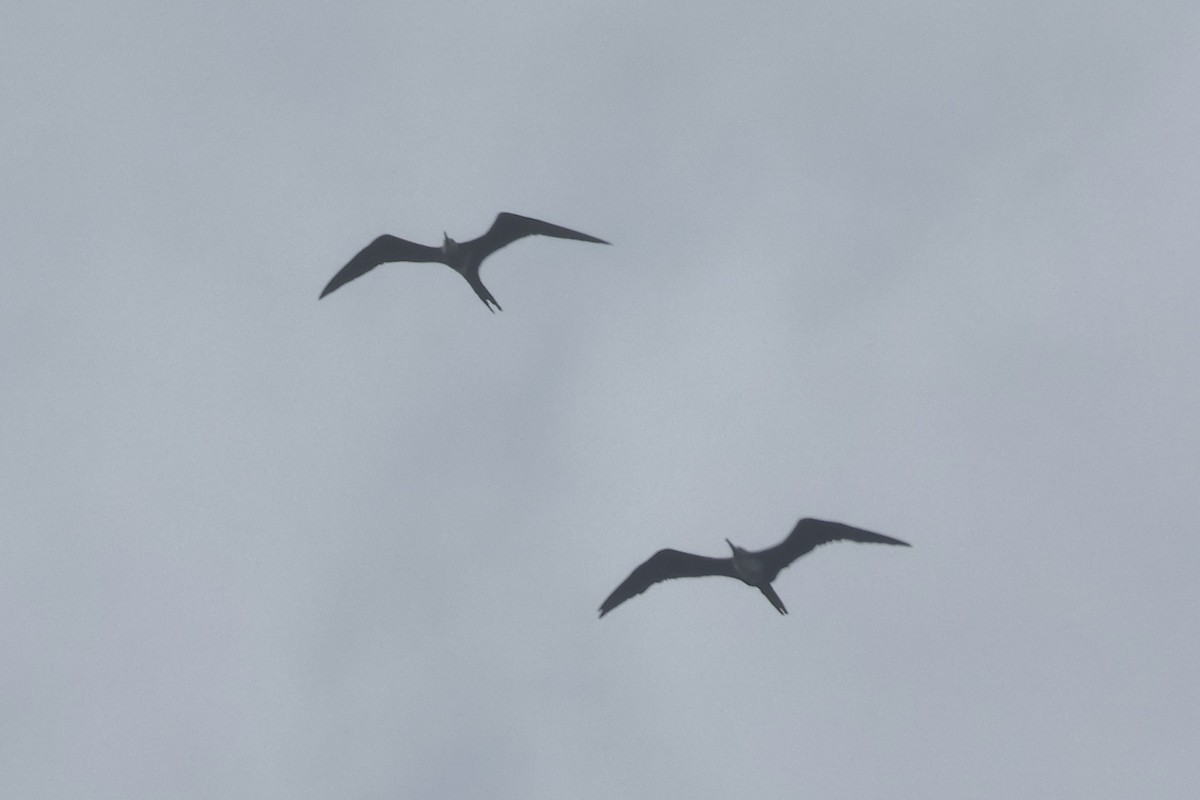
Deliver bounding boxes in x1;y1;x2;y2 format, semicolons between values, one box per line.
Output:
4;2;1199;798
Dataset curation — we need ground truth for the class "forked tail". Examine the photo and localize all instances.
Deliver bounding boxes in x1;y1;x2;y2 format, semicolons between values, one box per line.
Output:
467;275;502;313
759;584;788;615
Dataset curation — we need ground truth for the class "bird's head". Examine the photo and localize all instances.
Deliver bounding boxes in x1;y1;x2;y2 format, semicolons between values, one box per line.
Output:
441;233;458;254
725;538;742;556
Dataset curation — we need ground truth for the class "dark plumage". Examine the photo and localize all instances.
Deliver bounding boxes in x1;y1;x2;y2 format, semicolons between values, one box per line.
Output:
319;212;609;311
598;517;910;617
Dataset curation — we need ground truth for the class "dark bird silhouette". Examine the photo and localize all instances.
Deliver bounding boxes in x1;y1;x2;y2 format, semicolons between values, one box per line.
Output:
598;518;910;617
319;212;609;311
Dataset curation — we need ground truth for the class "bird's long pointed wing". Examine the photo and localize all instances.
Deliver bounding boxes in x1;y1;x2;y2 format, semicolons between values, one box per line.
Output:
759;518;911;582
467;212;609;260
319;235;443;299
599;549;736;617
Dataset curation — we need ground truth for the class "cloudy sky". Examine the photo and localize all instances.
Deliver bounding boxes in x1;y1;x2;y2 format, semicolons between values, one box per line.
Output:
4;2;1199;797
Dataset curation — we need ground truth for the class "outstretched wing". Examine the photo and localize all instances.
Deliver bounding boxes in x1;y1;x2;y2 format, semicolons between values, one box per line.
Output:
599;549;736;617
319;235;443;299
468;212;609;260
760;518;911;582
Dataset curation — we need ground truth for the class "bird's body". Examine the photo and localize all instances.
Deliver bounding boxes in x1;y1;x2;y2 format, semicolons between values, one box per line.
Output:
598;518;910;617
319;212;609;311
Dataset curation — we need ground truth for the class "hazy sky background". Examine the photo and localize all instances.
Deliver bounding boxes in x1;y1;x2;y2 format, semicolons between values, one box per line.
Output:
4;2;1199;798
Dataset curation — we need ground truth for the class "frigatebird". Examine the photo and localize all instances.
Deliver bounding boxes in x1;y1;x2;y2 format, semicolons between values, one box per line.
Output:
319;212;609;311
598;518;910;617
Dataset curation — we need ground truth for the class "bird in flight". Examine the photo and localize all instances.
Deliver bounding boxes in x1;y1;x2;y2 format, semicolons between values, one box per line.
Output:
598;518;910;617
319;212;609;311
